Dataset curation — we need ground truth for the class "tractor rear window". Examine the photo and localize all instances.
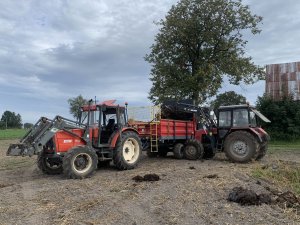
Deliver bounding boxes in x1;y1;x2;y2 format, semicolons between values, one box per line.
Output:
219;111;231;127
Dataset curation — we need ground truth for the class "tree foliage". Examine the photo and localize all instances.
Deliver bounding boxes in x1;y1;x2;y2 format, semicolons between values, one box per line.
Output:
256;95;300;141
0;111;22;129
211;91;246;109
67;95;88;120
146;0;264;105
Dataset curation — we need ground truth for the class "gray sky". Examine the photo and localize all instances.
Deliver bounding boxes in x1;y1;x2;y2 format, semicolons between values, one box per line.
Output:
1;0;300;123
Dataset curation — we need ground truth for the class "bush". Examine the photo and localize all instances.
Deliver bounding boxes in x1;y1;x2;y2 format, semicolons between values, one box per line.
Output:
256;95;300;141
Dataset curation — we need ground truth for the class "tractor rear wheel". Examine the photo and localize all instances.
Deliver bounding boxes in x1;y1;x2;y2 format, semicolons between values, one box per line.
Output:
183;139;204;160
63;147;98;179
173;143;184;159
37;152;63;175
224;131;258;163
113;131;142;170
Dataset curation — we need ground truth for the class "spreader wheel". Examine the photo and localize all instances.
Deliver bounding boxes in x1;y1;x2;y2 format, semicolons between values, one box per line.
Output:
173;143;184;159
63;147;98;179
113;131;142;170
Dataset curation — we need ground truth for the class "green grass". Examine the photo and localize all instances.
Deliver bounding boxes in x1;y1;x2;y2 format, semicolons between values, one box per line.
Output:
252;161;300;195
268;139;300;153
0;129;27;140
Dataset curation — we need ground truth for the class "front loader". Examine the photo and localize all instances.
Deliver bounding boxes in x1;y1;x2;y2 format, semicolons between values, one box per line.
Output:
7;100;142;179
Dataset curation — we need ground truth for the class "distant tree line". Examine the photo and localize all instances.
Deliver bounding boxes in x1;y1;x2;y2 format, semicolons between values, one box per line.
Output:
0;111;34;129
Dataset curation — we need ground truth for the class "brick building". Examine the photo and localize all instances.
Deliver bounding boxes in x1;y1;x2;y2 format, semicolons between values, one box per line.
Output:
265;61;300;101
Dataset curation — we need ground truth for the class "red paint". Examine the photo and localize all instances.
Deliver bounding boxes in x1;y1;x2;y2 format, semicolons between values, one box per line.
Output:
54;129;86;153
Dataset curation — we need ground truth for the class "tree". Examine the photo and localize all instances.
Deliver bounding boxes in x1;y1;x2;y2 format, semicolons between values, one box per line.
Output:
211;91;246;109
256;94;300;140
67;95;88;121
145;0;264;105
0;111;22;129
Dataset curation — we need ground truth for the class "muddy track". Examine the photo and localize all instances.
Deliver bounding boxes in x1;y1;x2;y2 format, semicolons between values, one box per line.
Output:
0;140;299;225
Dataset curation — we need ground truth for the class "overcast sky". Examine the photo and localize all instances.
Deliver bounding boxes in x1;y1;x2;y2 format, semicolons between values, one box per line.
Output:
1;0;300;123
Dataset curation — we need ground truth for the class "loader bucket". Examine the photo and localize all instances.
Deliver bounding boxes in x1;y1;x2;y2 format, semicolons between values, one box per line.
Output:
7;143;34;156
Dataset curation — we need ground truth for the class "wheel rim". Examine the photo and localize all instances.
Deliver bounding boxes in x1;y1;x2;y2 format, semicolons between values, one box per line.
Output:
72;153;92;174
123;138;140;163
232;140;248;156
45;158;62;170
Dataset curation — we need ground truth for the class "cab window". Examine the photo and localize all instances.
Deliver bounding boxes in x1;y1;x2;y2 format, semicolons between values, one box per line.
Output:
233;109;249;127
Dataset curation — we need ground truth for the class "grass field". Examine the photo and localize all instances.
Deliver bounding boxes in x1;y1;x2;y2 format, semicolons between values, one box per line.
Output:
269;140;300;153
0;129;27;140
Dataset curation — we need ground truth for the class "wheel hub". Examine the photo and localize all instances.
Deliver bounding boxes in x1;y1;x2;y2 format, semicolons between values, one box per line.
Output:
72;153;92;173
232;141;247;155
123;140;135;161
187;146;196;155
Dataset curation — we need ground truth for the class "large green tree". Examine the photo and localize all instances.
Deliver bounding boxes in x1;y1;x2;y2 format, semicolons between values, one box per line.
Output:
146;0;264;105
67;95;88;121
0;111;22;129
211;91;246;109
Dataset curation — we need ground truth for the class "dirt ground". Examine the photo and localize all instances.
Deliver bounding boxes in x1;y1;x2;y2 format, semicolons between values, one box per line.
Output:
0;140;300;225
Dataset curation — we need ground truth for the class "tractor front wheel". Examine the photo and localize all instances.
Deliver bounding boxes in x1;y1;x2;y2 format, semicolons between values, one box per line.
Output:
63;147;98;179
183;139;204;160
224;131;258;163
37;152;63;175
113;131;142;170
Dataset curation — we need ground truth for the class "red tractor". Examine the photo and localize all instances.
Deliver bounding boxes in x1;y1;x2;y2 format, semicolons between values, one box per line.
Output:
7;100;142;179
132;102;270;163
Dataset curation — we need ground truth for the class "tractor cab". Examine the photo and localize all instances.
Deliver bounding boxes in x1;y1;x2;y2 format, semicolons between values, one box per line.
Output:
80;100;128;147
217;104;270;141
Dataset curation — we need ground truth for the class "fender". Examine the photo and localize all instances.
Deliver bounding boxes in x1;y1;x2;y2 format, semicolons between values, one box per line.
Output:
110;127;139;148
229;127;268;143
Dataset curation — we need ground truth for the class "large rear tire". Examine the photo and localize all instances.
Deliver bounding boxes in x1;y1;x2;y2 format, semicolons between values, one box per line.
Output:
173;143;184;159
37;152;63;175
113;131;142;170
183;139;204;160
63;147;98;179
224;131;258;163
